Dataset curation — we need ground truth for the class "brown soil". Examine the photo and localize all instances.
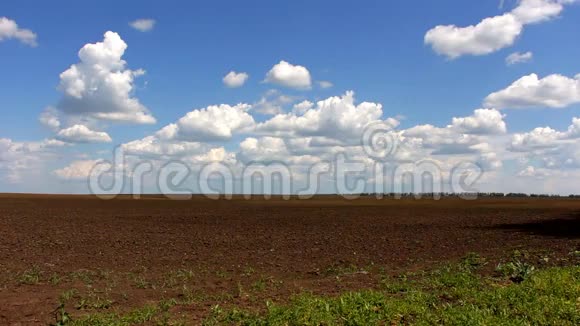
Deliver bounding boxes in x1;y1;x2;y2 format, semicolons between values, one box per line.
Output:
0;195;579;324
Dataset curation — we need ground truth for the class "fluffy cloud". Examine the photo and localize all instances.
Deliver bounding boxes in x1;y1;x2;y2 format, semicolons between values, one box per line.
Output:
121;136;207;158
511;0;567;24
517;165;551;178
30;89;580;194
39;107;61;131
265;61;312;89
0;138;65;183
56;31;156;124
425;14;522;59
450;108;507;135
292;100;314;115
506;51;533;65
129;19;156;32
157;103;255;142
425;0;573;59
257;91;392;142
402;108;507;156
185;147;236;165
403;124;484;155
510;127;563;151
484;73;580;109
509;117;580;152
237;136;320;165
56;125;112;143
565;117;580;138
53;160;103;180
253;90;296;115
223;71;249;88
0;17;37;46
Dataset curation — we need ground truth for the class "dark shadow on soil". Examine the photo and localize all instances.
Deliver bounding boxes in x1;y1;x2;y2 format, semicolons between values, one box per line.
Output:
490;213;580;239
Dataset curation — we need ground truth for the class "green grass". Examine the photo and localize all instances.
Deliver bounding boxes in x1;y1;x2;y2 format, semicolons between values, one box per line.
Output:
203;264;580;325
55;299;177;326
18;266;43;285
50;254;580;325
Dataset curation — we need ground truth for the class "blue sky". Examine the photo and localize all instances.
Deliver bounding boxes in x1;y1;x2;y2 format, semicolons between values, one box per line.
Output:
1;0;580;194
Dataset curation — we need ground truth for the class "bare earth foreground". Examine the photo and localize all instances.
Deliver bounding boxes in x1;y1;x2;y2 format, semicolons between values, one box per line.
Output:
0;194;579;324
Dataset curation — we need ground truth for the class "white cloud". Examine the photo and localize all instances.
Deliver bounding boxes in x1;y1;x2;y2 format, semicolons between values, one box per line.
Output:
508;117;580;152
402;108;507;156
318;81;333;89
509;126;563;151
506;51;533;65
450;108;507;135
39;107;61;131
12;87;580;194
565;117;580;138
425;0;574;59
0;138;65;183
129;19;156;32
484;73;580;109
253;90;296;115
223;71;249;88
265;61;312;89
517;165;551;178
122;136;207;158
56;124;112;143
56;31;156;124
237;136;321;165
256;91;392;142
403;124;484;155
157;103;255;142
53;160;104;180
425;14;522;59
511;0;566;24
0;17;37;46
185;147;236;165
292;100;314;115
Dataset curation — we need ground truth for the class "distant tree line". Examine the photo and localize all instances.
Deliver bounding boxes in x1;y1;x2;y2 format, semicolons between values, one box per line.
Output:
361;192;580;199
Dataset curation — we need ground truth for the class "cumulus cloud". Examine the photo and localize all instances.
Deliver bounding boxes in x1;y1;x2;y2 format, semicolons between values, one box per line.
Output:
508;117;580;152
237;136;321;165
39;107;61;131
484;73;580;109
56;31;156;124
510;127;563;151
265;61;312;89
156;103;255;142
185;147;236;165
0;138;65;183
402;108;507;155
511;0;567;24
425;0;573;59
56;125;112;143
565;117;580;138
253;90;296;115
403;124;484;155
450;108;507;135
425;14;522;59
256;91;393;142
53;159;103;180
0;17;37;46
223;71;249;88
517;165;551;178
292;100;314;115
129;19;156;32
506;51;533;65
122;136;207;158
